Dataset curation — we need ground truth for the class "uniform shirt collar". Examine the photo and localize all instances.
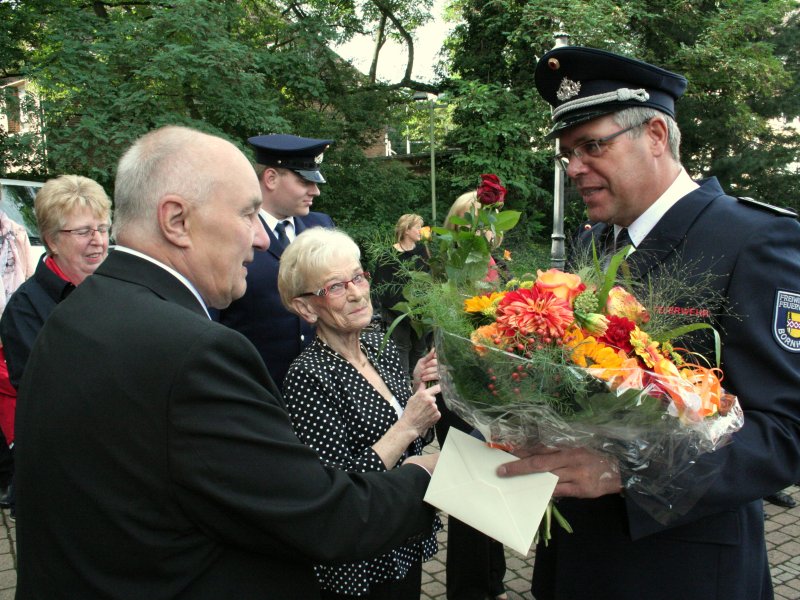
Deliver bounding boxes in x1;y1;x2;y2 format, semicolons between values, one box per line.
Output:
261;210;294;232
621;168;699;247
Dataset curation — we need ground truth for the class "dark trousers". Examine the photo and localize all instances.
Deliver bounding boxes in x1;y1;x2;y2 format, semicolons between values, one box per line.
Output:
446;517;507;599
319;557;422;599
0;429;11;488
435;397;507;599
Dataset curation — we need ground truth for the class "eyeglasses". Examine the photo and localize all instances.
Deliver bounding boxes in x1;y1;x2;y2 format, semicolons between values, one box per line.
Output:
59;224;112;237
298;271;370;298
554;119;651;171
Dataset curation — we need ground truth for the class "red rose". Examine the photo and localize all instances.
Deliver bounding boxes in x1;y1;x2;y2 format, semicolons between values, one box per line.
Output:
477;173;507;206
598;315;636;354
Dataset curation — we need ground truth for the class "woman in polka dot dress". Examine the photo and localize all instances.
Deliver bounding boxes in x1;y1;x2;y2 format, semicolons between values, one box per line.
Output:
278;227;442;599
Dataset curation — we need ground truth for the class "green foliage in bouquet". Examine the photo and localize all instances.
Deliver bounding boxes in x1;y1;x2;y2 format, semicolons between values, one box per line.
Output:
426;206;521;287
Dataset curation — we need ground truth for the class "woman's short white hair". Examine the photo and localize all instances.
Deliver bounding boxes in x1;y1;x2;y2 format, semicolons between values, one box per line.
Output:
277;227;361;312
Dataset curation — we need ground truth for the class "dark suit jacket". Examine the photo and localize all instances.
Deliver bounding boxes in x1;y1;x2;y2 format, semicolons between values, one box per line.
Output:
532;178;800;600
15;249;435;600
216;211;334;389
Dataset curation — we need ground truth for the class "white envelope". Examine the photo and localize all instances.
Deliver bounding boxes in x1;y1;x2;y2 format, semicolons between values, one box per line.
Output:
424;429;558;556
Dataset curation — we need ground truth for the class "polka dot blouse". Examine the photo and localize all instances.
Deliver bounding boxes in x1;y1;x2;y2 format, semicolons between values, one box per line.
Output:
283;329;440;596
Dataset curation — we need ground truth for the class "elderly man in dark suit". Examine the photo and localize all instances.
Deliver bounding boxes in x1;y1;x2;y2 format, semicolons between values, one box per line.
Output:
215;134;335;389
497;47;800;600
14;125;437;600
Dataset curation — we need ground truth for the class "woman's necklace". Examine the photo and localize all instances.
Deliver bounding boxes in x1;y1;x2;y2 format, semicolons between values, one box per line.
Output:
396;240;415;252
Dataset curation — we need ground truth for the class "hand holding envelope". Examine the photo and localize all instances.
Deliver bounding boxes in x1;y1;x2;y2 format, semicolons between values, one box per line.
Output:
423;428;558;556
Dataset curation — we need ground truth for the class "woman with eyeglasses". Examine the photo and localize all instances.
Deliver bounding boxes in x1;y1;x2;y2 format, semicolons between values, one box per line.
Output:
0;174;111;521
278;227;441;600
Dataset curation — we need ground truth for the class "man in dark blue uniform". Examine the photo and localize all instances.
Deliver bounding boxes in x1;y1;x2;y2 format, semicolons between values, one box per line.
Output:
498;47;800;600
215;134;335;389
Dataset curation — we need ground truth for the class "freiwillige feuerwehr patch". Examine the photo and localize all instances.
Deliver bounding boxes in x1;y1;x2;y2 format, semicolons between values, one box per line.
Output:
773;290;800;353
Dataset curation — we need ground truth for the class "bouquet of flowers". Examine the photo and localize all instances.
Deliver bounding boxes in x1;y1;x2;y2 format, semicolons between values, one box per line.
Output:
401;173;744;535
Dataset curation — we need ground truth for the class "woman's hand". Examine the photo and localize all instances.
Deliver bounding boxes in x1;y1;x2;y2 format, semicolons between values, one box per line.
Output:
412;348;438;389
400;380;441;437
374;381;441;469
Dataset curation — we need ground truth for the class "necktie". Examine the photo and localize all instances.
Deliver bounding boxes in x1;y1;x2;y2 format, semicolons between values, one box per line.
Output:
274;220;290;249
614;227;633;252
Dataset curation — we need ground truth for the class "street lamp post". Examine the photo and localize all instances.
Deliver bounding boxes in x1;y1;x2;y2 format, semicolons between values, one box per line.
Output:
550;30;571;269
414;91;441;226
428;98;437;225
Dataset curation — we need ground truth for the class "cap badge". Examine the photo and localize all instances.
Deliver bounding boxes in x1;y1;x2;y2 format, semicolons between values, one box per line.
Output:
314;152;324;165
556;77;581;102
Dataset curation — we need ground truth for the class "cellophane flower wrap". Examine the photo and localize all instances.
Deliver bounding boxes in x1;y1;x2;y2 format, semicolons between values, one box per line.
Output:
434;268;744;525
399;174;744;534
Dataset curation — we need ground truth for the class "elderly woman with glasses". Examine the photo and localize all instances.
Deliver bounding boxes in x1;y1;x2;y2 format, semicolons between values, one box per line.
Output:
0;174;111;520
278;227;441;600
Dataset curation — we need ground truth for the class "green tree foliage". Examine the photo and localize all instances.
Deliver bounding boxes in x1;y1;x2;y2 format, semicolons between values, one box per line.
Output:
443;0;800;235
3;0;798;245
0;0;435;241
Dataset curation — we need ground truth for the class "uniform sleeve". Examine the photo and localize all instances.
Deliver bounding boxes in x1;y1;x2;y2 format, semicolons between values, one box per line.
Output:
628;215;800;538
283;361;387;474
168;327;432;563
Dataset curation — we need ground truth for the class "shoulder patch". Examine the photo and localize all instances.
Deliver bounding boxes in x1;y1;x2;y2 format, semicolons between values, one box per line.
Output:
773;290;800;353
737;197;798;218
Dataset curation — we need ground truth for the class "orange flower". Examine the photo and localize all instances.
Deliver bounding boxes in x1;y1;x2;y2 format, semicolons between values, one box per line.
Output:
419;226;431;241
567;334;629;382
576;312;609;336
605;357;646;390
536;269;586;303
464;292;506;314
503;249;512;261
496;287;574;343
630;327;661;368
606;286;650;324
470;323;504;355
566;328;645;388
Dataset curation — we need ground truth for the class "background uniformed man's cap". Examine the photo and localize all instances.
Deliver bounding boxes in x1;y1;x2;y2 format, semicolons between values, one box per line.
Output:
534;46;688;138
247;134;333;184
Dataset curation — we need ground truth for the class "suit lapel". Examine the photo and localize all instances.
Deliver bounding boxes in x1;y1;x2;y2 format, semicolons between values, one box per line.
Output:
626;179;722;279
263;214;286;260
293;218;307;236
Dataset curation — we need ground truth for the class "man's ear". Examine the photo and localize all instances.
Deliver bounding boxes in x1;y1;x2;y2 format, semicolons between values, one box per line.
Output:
261;167;281;192
646;117;670;157
158;195;192;248
291;296;319;325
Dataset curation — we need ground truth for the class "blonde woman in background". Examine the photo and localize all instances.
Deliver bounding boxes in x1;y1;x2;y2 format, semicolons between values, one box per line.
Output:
444;191;506;282
373;213;431;379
